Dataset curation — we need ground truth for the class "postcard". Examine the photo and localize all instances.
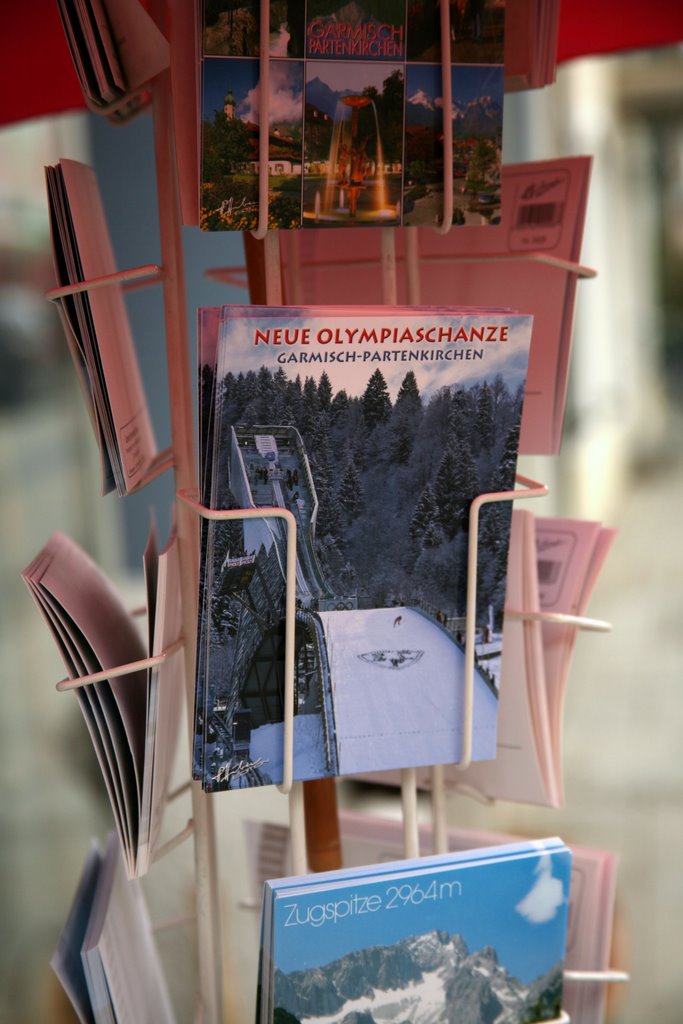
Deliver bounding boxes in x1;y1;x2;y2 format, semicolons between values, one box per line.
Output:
194;304;532;790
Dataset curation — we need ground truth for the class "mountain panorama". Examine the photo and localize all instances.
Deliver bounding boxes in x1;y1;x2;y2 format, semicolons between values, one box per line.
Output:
406;91;502;131
305;76;502;137
273;929;563;1024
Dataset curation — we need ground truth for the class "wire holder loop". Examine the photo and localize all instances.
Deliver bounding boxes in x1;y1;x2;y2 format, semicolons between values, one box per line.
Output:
55;637;184;692
176;489;298;796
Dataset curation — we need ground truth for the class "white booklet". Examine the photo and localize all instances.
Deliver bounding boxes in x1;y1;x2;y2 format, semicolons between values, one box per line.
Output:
354;509;616;807
22;523;183;877
52;832;176;1024
534;515;618;781
280;155;592;454
56;0;169;116
505;0;561;91
45;159;158;495
243;812;616;1024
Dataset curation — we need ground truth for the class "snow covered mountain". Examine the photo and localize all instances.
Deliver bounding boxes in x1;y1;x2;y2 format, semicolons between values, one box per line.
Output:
273;930;562;1024
406;93;502;137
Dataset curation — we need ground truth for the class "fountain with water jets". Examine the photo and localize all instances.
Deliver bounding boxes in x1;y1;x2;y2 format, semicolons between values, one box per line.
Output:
307;91;398;225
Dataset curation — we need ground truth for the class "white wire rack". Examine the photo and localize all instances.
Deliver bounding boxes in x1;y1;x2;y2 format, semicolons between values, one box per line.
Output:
44;0;626;1020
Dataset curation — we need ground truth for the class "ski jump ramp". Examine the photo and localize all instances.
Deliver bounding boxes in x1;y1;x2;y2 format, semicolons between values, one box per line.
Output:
317;606;499;772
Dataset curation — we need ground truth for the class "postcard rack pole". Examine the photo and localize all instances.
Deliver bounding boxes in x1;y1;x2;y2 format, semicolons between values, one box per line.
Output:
401;769;420;859
430;764;448;853
303;779;342;872
381;230;398;305
243;231;343;876
406;229;421;304
147;4;224;1016
437;0;453;233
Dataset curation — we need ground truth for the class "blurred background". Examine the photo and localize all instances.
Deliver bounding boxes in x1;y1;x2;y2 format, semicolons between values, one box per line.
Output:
0;41;682;1024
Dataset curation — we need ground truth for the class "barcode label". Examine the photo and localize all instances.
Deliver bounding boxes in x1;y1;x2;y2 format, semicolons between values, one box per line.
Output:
538;559;562;584
516;202;564;227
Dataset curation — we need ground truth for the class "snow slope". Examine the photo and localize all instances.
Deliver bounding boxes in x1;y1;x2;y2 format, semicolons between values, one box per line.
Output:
319;607;498;774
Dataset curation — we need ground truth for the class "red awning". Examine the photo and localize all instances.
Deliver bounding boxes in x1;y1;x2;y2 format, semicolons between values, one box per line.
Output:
1;1;682;128
1;4;86;127
558;0;683;62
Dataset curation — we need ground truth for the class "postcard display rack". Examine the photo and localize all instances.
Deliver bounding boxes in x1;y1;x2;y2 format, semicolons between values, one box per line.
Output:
42;1;630;1022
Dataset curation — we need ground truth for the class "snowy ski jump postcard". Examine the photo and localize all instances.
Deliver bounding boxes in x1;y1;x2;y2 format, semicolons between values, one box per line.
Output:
200;1;505;231
262;837;572;1024
194;305;532;791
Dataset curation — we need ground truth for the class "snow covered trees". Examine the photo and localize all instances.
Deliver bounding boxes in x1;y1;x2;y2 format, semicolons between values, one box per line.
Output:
209;363;522;626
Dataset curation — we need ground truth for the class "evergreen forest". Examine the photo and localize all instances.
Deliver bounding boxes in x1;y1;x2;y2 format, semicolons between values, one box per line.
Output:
201;361;524;630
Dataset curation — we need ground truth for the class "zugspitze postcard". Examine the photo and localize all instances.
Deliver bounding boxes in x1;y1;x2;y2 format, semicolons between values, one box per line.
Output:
262;837;571;1024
